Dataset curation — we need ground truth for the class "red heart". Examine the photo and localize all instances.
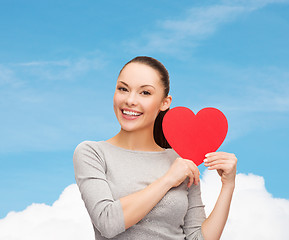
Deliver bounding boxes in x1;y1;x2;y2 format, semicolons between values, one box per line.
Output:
162;106;228;166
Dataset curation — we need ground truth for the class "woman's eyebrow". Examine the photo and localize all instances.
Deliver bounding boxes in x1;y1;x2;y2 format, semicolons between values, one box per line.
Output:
141;84;155;89
119;81;155;89
119;81;129;86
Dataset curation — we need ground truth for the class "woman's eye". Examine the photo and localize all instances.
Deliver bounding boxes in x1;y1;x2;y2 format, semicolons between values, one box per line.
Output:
118;87;128;92
141;91;151;95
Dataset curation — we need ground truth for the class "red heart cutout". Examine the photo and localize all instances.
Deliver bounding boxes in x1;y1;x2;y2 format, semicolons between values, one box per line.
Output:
162;106;228;166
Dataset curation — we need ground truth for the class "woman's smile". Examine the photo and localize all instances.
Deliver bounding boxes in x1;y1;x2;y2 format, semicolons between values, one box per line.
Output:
121;108;143;120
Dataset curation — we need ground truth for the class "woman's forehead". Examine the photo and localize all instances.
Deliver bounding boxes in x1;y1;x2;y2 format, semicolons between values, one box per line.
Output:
117;63;161;87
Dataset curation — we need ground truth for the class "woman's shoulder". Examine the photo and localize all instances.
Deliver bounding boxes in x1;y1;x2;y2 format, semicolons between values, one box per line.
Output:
74;140;104;150
73;140;108;165
73;141;109;172
73;140;109;159
76;139;104;146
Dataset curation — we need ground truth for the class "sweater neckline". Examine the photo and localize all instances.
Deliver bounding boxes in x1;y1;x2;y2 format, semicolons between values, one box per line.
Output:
100;141;170;154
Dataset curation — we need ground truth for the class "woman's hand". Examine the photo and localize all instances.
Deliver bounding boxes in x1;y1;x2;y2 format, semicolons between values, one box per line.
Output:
204;151;237;186
164;157;200;188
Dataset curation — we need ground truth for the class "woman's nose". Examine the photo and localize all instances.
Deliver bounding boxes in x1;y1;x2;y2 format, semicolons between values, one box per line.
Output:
125;92;138;106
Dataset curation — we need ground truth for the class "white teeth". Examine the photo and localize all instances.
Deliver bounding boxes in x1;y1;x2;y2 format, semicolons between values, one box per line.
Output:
123;110;142;116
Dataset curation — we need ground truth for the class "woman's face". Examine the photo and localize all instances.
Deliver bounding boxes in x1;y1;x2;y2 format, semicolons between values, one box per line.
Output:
113;62;171;132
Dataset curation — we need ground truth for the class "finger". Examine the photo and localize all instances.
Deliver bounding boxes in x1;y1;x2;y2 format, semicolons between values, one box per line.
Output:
205;153;230;160
183;159;200;186
187;162;200;185
204;158;228;166
205;151;230;157
187;170;195;187
206;156;237;166
204;159;230;167
205;151;234;159
187;170;195;188
207;164;225;170
204;153;232;163
207;163;235;171
205;152;219;158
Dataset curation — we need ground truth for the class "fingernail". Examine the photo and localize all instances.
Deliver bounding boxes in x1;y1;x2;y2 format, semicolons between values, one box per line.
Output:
205;153;209;157
203;158;207;162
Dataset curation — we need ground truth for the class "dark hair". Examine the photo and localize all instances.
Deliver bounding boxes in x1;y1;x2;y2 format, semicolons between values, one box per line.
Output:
118;56;171;148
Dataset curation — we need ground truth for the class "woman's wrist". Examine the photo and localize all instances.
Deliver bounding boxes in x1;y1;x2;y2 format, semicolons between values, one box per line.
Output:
160;174;174;190
221;181;235;191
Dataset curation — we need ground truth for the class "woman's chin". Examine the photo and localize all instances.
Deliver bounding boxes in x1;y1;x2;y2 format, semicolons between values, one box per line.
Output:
120;124;140;132
117;116;143;132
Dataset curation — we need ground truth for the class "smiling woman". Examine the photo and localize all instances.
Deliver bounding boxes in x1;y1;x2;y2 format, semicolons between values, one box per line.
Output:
73;56;237;240
111;61;171;148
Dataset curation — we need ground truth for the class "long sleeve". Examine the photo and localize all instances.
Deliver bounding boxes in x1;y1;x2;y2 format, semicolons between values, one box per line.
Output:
183;182;206;240
73;141;125;238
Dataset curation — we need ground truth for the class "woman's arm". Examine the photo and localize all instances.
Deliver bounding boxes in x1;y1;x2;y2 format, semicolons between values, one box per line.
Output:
201;151;237;240
73;142;126;238
120;174;172;229
120;157;201;229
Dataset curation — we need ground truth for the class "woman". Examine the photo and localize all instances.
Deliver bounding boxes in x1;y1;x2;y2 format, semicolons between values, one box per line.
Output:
73;56;237;240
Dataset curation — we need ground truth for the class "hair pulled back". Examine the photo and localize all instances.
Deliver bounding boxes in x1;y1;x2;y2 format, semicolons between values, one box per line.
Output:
118;56;171;148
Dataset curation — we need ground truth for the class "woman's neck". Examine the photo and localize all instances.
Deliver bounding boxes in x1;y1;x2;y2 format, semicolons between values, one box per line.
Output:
106;128;164;152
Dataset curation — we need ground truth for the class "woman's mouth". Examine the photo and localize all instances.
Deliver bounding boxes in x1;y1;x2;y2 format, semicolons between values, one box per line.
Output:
121;109;143;120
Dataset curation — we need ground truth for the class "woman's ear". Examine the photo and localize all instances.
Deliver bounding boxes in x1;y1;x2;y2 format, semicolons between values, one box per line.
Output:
160;95;172;111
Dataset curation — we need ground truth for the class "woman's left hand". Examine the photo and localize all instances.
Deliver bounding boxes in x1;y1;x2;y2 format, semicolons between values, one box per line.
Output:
203;152;237;186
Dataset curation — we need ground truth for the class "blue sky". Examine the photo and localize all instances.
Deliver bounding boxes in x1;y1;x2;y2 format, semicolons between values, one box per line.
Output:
1;0;289;219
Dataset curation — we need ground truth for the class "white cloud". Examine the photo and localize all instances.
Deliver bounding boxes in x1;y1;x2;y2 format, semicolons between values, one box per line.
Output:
221;0;289;10
14;56;107;81
0;64;24;88
0;52;108;91
124;5;244;56
0;185;94;240
1;171;288;239
201;170;289;239
124;0;289;55
17;60;71;67
0;65;14;85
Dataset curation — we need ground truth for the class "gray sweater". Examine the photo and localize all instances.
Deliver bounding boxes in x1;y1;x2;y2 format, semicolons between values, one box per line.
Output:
73;140;206;240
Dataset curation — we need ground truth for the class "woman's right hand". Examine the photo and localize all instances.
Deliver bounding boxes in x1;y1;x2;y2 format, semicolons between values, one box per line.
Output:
164;157;200;188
